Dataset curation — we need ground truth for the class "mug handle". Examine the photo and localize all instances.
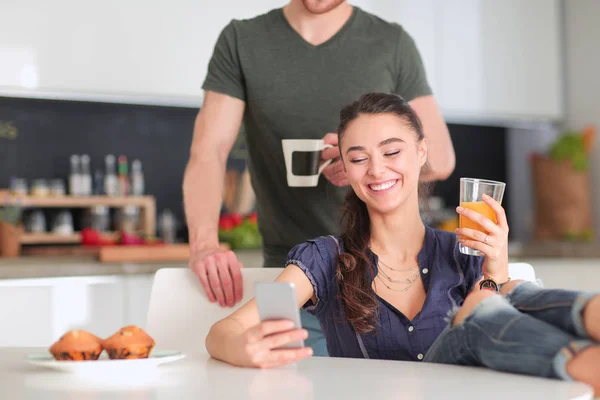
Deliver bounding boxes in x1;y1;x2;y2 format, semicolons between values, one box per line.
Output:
318;144;335;175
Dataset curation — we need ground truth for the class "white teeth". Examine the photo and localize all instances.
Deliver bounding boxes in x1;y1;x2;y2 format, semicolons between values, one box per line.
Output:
369;180;396;191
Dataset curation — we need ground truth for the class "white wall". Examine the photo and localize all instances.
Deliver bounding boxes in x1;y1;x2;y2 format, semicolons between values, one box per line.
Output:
564;0;600;237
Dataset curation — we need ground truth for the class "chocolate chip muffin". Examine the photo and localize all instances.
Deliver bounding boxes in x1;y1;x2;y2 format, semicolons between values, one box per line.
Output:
103;325;155;359
49;329;104;361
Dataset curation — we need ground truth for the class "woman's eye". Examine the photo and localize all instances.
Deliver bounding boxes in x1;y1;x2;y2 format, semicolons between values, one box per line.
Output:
350;158;367;164
385;150;400;157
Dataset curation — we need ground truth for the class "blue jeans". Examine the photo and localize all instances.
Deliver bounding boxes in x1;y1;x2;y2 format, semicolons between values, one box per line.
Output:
300;309;329;357
424;282;598;380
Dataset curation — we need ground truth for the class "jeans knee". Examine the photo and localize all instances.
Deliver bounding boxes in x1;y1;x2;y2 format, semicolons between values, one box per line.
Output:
453;290;499;326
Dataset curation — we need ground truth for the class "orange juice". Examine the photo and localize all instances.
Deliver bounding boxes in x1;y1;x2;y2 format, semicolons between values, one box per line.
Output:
459;201;497;236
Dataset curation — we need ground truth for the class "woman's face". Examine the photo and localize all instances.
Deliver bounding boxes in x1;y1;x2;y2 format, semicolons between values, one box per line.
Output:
340;113;427;215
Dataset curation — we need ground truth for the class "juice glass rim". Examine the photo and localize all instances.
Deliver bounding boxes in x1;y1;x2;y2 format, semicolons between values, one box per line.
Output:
460;177;506;187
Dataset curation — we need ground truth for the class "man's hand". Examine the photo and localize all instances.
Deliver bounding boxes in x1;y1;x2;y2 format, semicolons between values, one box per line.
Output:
189;247;243;307
321;133;349;187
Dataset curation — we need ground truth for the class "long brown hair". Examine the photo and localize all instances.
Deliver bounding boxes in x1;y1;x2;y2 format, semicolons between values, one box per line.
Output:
336;93;425;334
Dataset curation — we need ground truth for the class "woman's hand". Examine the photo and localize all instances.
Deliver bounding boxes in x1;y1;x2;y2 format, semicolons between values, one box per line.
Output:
232;319;313;369
455;194;509;282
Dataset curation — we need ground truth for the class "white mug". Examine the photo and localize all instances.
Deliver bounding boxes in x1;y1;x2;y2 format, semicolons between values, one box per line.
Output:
282;139;334;187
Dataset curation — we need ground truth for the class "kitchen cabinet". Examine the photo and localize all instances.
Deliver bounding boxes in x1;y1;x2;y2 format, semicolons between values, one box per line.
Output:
1;0;563;122
0;276;126;347
361;0;563;123
0;275;158;347
435;0;563;121
517;259;600;292
122;274;155;330
356;0;438;93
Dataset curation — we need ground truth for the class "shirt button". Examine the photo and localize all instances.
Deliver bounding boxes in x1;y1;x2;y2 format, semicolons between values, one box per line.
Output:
417;353;424;360
408;326;414;333
422;268;429;274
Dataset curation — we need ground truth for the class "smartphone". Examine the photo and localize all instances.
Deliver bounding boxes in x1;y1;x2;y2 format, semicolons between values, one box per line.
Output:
255;281;305;349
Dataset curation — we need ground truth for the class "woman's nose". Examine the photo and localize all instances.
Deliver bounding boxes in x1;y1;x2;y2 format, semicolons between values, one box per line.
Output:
368;158;386;177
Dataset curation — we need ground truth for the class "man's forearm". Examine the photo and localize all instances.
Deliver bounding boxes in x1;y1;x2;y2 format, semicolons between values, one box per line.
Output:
183;154;226;252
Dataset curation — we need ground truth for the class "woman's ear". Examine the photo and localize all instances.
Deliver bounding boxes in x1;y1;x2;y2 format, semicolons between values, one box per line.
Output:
418;139;428;168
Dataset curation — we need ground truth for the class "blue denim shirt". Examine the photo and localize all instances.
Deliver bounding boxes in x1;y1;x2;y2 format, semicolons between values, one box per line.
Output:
285;225;483;361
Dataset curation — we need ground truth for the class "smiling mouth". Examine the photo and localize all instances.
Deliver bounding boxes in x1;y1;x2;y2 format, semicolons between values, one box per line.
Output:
368;179;398;192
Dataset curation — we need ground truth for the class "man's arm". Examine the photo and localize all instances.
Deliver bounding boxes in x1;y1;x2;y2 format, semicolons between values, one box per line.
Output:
183;90;245;306
409;95;455;182
183;90;245;249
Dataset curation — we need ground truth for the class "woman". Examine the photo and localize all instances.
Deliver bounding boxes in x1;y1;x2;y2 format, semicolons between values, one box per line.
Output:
206;93;599;393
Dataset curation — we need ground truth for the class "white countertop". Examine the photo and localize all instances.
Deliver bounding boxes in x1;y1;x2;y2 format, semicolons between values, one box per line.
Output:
0;348;593;400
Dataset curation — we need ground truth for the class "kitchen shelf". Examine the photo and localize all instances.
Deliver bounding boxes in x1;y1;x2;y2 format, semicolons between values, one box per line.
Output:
1;193;156;239
2;195;154;208
20;232;119;245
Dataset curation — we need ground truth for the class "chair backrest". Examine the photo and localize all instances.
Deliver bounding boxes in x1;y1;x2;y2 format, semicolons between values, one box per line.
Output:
146;267;283;355
508;262;537;283
146;263;537;354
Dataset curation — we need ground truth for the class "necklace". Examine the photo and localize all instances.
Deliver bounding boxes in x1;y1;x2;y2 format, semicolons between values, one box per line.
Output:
378;267;419;285
377;258;417;273
375;260;420;292
376;275;416;292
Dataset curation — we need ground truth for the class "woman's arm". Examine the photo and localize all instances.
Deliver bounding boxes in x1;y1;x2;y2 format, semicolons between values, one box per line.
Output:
205;264;316;368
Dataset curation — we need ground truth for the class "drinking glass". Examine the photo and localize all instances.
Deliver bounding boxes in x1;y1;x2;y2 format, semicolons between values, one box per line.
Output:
459;178;506;256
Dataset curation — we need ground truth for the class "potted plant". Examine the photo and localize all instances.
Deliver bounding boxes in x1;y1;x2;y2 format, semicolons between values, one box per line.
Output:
530;125;596;242
0;199;23;257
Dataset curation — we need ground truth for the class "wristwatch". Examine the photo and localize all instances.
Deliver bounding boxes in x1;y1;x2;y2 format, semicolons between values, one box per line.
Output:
479;279;499;292
479;277;512;292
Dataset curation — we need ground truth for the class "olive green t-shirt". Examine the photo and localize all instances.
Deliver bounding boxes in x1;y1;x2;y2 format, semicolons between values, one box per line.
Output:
202;6;432;267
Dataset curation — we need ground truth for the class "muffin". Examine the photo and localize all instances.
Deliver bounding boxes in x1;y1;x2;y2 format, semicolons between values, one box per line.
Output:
49;329;103;361
103;325;155;359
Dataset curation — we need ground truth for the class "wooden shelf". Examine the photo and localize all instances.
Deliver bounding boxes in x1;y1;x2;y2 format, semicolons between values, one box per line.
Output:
1;193;156;238
2;195;154;208
20;232;119;245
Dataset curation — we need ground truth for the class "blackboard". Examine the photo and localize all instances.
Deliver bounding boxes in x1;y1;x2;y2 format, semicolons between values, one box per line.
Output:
0;96;202;230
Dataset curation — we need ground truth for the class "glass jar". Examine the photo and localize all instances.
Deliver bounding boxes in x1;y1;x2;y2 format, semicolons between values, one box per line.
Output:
24;210;47;233
50;179;66;196
116;205;139;234
30;179;50;197
51;210;74;235
9;178;28;196
90;206;110;232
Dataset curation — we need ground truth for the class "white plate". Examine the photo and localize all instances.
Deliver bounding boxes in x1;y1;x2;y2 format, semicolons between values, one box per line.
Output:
26;349;186;374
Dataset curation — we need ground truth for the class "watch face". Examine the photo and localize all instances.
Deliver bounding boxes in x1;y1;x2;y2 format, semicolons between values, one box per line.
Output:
480;279;499;291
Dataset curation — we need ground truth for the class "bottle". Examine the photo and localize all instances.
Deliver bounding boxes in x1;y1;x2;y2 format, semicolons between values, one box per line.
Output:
118;155;129;196
80;154;92;196
131;159;145;196
69;155;81;196
104;155;118;196
159;209;177;244
93;170;104;195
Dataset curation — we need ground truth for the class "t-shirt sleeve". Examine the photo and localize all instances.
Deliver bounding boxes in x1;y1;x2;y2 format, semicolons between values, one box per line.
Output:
393;27;433;102
202;21;246;101
285;237;339;316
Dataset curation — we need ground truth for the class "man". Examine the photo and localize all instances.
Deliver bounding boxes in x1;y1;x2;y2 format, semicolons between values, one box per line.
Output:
183;0;455;356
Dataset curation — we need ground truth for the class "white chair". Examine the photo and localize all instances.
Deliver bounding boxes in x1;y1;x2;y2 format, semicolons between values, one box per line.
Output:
146;267;283;355
508;262;538;284
146;263;538;355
